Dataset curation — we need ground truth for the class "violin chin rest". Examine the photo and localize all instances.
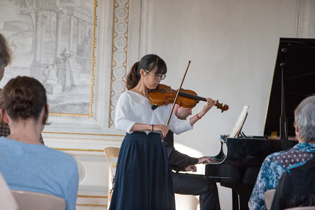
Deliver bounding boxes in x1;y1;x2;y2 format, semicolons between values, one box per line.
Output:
151;105;159;110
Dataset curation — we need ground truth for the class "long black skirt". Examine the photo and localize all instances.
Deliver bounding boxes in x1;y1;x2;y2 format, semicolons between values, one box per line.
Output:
109;132;175;210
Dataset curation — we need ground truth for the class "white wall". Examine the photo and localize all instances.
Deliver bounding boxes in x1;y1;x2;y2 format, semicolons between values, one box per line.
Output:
144;0;298;154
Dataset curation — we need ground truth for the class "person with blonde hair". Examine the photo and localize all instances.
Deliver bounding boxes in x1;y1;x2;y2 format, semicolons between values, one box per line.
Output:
0;33;12;79
0;33;13;137
0;33;44;143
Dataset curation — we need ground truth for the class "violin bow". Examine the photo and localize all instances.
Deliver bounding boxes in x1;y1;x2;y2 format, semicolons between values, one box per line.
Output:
166;60;191;126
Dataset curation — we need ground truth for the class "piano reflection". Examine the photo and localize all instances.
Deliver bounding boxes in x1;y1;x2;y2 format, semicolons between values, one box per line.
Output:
205;37;315;210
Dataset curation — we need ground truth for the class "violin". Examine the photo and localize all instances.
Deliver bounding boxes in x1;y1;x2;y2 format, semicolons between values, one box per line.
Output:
149;84;229;113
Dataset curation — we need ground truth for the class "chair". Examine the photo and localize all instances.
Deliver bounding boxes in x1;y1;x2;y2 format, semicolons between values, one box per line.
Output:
264;189;276;210
11;190;65;210
0;173;18;210
104;147;120;210
175;194;199;210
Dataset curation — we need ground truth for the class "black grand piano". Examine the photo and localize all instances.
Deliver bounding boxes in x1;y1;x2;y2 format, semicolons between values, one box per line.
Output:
205;38;315;210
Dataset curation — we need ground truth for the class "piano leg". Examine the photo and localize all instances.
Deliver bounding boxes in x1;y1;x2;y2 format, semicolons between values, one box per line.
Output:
239;190;251;210
232;190;238;210
223;183;254;210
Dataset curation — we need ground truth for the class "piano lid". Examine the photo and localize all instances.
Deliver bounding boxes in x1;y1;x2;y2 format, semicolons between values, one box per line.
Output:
264;38;315;137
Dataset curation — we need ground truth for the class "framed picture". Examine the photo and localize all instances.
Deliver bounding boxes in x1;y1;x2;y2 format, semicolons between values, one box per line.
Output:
1;0;96;116
0;0;136;136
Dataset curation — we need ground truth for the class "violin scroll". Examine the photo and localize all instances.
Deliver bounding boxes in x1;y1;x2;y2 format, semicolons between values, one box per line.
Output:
215;100;229;113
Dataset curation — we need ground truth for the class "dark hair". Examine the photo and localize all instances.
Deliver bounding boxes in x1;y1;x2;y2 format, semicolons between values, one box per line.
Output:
1;76;49;124
0;33;13;70
126;54;167;90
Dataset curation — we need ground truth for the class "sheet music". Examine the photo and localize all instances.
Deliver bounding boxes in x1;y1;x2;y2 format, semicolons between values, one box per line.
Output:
229;106;249;138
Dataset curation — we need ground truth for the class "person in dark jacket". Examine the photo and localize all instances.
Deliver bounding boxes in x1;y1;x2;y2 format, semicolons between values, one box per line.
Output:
271;155;315;210
163;104;221;210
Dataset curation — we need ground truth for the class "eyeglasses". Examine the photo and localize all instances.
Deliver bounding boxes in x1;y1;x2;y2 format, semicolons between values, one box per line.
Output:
145;70;166;81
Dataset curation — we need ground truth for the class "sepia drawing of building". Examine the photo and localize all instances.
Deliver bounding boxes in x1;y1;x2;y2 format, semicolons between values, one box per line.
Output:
0;0;95;115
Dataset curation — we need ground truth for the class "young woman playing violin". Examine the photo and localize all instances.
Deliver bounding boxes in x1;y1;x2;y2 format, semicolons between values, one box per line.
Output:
110;54;216;210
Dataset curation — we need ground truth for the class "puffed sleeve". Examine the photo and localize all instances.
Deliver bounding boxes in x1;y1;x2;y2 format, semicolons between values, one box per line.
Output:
168;111;193;134
115;93;136;133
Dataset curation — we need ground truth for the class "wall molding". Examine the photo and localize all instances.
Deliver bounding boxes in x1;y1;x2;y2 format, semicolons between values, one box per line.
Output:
296;0;311;38
109;0;130;128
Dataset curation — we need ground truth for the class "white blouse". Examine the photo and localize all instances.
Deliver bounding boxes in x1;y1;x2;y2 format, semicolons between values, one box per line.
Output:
115;90;193;134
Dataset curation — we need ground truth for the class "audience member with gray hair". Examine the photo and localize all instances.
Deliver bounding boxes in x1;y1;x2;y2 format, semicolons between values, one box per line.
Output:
249;96;315;210
270;96;315;210
294;95;315;142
